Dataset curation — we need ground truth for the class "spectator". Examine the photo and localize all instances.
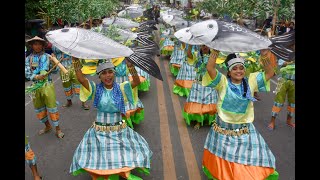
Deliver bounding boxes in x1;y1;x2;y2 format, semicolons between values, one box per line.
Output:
278;21;287;35
286;21;295;33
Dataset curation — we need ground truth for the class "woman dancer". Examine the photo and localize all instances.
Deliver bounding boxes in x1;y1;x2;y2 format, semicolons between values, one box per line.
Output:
70;58;152;180
201;49;278;180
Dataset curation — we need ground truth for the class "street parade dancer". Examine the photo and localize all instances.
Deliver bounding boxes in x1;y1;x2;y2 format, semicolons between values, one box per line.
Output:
173;44;199;97
182;45;218;129
268;44;295;130
113;57;145;128
25;36;64;139
70;58;152;180
201;49;279;180
52;46;90;110
169;40;187;77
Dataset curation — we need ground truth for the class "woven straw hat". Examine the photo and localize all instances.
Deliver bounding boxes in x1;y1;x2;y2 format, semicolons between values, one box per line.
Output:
26;36;47;46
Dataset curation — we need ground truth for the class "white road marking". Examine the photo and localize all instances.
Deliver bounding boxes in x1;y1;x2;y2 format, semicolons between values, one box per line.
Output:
25;77;61;106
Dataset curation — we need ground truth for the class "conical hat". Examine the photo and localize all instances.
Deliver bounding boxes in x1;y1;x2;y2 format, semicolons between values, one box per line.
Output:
26;36;46;45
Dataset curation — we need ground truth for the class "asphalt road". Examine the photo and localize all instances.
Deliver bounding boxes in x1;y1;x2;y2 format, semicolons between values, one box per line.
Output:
25;30;295;180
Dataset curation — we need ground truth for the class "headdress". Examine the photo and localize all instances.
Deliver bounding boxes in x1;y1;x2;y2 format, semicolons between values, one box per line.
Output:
26;36;47;46
96;59;115;75
226;54;245;71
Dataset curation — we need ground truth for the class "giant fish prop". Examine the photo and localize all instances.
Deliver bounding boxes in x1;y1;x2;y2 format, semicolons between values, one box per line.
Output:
114;28;157;47
189;20;295;60
103;17;157;33
46;28;163;80
159;9;184;23
174;27;202;45
103;17;139;29
162;15;193;30
118;7;144;19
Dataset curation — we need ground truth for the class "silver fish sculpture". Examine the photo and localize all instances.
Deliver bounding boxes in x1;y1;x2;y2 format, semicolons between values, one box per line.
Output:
45;28;133;59
116;28;138;41
159;9;184;23
117;28;156;46
103;17;139;29
189;19;294;60
174;27;202;45
118;8;144;19
46;28;163;80
162;15;189;29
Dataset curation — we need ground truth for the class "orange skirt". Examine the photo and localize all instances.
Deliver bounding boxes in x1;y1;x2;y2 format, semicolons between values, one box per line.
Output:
203;149;275;180
174;79;193;89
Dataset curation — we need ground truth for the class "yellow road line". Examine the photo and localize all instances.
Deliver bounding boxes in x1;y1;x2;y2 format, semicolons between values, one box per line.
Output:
155;57;177;180
162;59;201;180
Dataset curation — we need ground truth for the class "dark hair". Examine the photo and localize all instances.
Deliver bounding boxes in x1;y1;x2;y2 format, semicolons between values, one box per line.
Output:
224;53;237;68
225;53;248;98
29;40;46;46
199;45;210;58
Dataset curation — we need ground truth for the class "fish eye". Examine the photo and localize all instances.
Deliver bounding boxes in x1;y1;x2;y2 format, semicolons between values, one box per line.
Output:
207;24;214;29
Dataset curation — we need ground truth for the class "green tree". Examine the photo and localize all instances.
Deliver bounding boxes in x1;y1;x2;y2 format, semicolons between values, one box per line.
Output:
199;0;294;23
26;0;119;27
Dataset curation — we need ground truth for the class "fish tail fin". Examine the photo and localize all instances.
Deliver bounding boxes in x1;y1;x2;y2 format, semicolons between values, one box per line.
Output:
270;31;295;45
128;53;163;81
269;44;295;61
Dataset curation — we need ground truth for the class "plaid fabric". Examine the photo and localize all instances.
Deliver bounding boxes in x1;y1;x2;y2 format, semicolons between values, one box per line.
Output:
114;61;129;84
25;143;36;166
115;76;129;84
186;82;218;104
160;37;174;50
96;112;123;124
204;116;276;168
176;61;197;81
70;126;152;172
170;46;186;65
125;99;144;111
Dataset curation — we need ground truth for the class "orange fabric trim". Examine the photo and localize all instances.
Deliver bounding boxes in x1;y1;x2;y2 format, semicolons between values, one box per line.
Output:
174;80;193;89
163;46;174;51
203;149;274;180
64;90;73;96
36;110;47;119
171;64;181;68
25;150;35;160
184;102;217;115
84;167;134;177
272;106;282;113
49;112;60;121
287;106;295;113
128;76;146;82
73;87;80;94
126;107;143;117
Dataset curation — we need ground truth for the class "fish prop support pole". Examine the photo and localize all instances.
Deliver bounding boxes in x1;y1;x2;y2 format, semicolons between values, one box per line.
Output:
48;55;68;74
